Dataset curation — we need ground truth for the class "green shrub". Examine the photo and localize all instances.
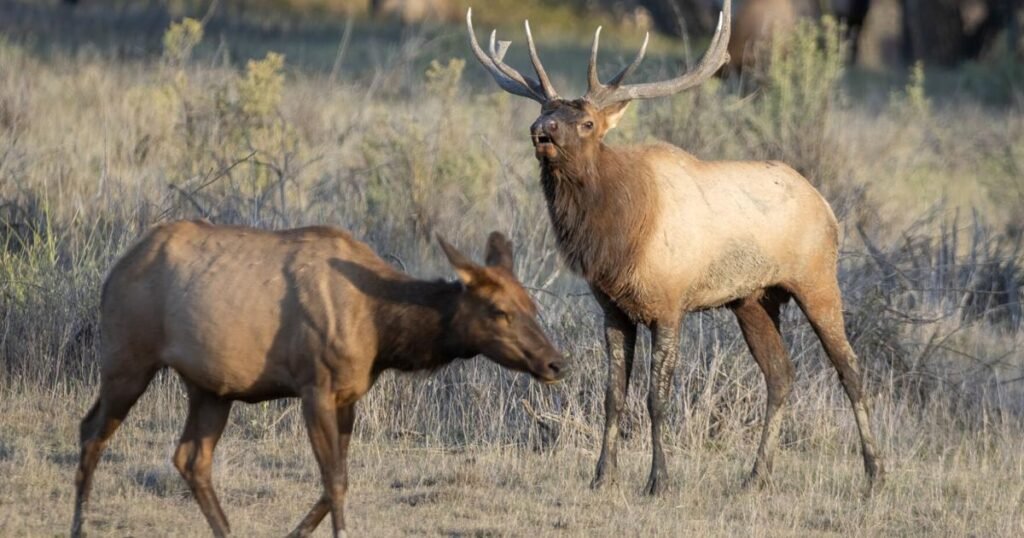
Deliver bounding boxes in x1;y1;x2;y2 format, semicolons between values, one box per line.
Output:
162;17;203;67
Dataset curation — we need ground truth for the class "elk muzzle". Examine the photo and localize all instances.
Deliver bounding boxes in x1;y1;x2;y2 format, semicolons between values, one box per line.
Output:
532;350;569;384
530;118;559;161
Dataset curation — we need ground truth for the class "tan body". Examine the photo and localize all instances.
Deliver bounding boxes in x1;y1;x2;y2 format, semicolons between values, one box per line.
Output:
111;223;388;403
603;146;838;319
72;221;564;537
467;0;884;495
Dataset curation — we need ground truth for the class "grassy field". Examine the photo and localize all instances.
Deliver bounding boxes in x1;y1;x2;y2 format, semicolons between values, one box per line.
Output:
4;379;1023;536
1;1;1023;536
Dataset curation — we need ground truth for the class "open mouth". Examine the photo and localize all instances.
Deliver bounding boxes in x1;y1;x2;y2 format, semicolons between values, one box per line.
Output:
532;133;553;146
531;134;557;160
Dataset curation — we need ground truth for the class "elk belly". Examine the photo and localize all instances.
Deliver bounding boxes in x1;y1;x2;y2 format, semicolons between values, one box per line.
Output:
160;276;289;398
683;240;781;310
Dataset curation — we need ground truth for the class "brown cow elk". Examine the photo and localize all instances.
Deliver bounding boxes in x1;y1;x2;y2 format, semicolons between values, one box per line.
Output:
71;221;565;537
728;0;872;72
467;0;885;495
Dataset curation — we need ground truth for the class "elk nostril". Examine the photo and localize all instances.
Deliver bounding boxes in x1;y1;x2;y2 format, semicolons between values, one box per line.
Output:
548;362;561;374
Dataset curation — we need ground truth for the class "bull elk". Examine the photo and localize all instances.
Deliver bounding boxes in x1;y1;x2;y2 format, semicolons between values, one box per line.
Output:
71;220;566;537
466;0;885;494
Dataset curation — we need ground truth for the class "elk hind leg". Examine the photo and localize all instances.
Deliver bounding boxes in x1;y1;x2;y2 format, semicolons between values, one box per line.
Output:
173;383;233;537
794;279;886;488
732;288;794;488
72;361;158;537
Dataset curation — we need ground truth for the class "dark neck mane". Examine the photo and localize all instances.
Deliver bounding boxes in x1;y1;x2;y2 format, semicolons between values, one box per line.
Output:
368;277;475;374
539;143;657;311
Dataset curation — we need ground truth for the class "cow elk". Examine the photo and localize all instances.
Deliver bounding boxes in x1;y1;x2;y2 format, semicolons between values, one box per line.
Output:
728;0;871;71
71;221;566;537
466;0;885;495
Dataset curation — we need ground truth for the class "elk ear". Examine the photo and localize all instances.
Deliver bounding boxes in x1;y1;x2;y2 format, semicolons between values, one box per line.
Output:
484;232;515;274
437;234;483;286
601;101;631;132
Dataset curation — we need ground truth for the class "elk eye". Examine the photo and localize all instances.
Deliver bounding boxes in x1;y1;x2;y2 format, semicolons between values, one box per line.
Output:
583;120;595;130
493;309;513;323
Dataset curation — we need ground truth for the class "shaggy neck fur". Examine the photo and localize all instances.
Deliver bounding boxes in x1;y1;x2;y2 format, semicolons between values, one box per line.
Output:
371;279;476;373
540;142;658;315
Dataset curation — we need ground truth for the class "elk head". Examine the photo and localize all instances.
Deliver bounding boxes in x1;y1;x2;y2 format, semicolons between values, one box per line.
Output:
466;1;732;163
438;232;567;383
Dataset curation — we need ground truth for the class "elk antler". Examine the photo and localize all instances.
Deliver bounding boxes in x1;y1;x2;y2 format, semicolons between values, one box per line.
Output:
585;0;731;108
466;8;559;103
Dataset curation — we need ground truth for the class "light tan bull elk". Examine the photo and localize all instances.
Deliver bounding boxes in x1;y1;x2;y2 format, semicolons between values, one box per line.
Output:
466;0;885;495
71;220;566;537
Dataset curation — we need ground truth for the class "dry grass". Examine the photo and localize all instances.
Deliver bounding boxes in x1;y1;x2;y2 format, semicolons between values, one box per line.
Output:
1;4;1023;537
3;380;1023;537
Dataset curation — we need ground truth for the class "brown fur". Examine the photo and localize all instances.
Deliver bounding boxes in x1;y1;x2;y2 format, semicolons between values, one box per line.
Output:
533;109;885;493
540;132;660;319
469;4;886;495
71;221;564;537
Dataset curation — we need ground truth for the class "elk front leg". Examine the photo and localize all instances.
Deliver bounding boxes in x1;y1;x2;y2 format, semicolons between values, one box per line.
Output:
297;388;348;538
288;403;356;538
645;317;682;496
591;291;637;489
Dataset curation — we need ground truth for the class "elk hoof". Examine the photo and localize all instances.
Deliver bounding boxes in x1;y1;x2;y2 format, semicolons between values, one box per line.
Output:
590;457;617;490
643;474;667;496
741;470;773;491
867;459;887;485
590;473;614;490
285;527;311;538
864;463;887;498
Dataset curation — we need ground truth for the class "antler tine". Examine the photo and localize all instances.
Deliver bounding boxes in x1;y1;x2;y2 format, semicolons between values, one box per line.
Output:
523;20;559;100
592;0;732;107
606;31;649;87
487;29;548;96
465;8;548;103
588;26;603;93
489;31;511;61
